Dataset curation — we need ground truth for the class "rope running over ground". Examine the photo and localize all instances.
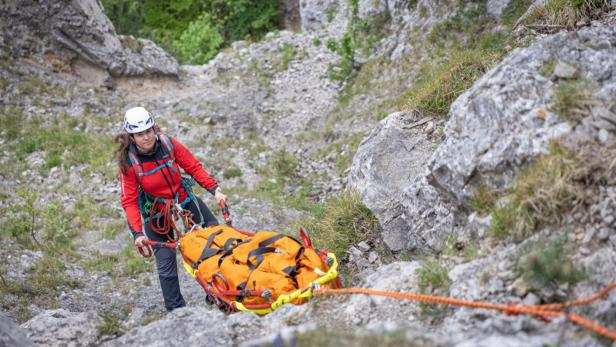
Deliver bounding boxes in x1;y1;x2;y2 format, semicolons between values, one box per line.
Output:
316;283;616;341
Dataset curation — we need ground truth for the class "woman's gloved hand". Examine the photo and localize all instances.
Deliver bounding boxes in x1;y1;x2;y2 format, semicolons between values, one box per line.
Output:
214;188;227;205
134;235;146;247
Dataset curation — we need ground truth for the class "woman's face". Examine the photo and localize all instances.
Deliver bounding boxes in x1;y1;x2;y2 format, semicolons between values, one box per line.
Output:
132;128;156;152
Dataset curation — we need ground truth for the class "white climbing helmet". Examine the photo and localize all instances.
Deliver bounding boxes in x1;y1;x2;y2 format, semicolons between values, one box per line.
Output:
124;107;155;133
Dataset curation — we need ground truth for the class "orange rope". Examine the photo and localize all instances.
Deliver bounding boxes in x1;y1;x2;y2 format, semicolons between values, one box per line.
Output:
315;285;616;341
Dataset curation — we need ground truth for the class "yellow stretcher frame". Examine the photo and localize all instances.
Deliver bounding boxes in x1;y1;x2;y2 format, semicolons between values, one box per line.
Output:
181;252;340;315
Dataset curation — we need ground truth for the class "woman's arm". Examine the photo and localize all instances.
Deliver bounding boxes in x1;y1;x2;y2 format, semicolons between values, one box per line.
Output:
120;167;144;239
171;137;219;193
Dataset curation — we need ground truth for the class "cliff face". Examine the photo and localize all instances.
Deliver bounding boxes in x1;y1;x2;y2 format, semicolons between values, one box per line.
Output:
0;0;178;85
1;1;615;346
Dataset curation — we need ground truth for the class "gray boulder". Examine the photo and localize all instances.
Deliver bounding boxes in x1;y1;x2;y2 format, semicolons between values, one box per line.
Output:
21;309;102;347
352;23;616;252
0;313;35;347
348;112;441;250
0;0;178;78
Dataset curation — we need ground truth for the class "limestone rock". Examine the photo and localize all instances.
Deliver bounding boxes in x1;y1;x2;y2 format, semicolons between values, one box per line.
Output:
0;0;178;78
348;111;440;250
0;313;35;347
21;309;102;347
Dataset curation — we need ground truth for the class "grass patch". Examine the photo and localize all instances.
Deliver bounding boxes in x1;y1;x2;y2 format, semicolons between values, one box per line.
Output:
97;309;127;338
0;255;83;322
0;110;115;179
521;0;611;28
488;143;580;241
539;59;556;77
223;167;243;179
552;79;596;122
325;3;338;22
516;238;584;291
470;183;498;216
401;50;500;116
442;236;479;261
501;0;535;25
417;257;451;320
82;244;154;279
297;190;379;261
272;44;304;73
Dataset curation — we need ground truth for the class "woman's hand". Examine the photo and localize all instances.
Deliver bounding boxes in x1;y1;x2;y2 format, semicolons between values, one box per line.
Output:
214;189;227;205
134;235;146;247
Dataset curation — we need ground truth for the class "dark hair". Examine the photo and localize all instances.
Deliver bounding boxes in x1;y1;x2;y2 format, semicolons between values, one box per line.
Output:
114;132;132;174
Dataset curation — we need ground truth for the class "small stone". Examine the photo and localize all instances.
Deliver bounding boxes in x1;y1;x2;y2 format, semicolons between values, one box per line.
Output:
425;121;435;135
579;247;591;255
368;251;378;264
522;292;540;306
357;241;371;252
604;215;615;225
598;129;614;143
597;228;611;242
582;227;595;243
348;246;362;259
553;61;577;79
509;277;529;297
610;235;616;249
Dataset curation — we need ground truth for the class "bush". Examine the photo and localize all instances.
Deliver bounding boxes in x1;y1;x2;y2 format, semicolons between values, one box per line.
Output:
298;190;379;258
172;14;223;64
102;0;280;64
273;149;298;178
516;239;584;289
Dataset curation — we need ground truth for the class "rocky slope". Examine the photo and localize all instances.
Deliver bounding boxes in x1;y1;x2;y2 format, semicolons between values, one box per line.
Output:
1;0;616;346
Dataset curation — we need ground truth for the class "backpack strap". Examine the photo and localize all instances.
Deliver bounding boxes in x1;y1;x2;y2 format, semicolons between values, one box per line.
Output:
127;146;143;185
158;133;175;161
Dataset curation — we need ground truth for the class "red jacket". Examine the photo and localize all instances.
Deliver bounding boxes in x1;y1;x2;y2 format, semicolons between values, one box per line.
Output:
120;135;218;235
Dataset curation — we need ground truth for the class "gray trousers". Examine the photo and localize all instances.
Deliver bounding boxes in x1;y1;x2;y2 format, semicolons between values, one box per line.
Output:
144;196;218;311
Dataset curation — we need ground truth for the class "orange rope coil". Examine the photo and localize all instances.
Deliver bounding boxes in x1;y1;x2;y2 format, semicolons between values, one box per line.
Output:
316;283;616;341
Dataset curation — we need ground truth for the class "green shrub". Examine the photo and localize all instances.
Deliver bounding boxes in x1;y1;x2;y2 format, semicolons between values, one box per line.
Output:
273;149;298;178
223;167;243;179
516;239;584;289
103;0;280;64
325;3;338;22
172;14;224;64
97;310;126;337
298;190;379;258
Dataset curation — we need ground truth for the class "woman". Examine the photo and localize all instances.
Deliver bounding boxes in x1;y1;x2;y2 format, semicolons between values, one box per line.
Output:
115;106;227;311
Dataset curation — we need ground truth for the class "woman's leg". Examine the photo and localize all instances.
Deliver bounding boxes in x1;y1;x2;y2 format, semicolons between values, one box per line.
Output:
144;218;185;311
187;196;219;227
